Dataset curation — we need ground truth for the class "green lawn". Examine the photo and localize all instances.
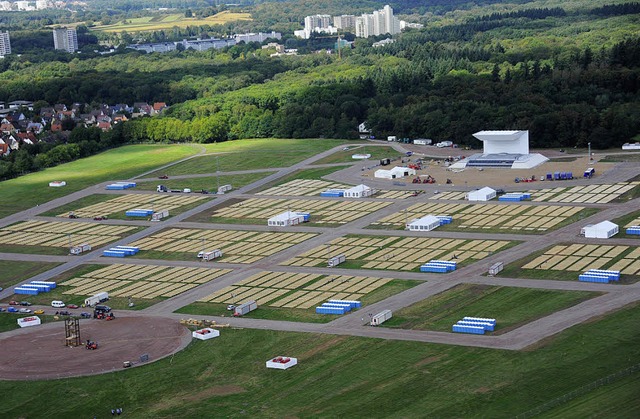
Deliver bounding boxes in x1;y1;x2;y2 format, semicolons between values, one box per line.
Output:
0;144;200;219
135;171;274;193
312;145;399;164
383;284;601;333
147;138;350;177
0;302;639;417
0;313;67;333
176;280;420;323
0;260;61;289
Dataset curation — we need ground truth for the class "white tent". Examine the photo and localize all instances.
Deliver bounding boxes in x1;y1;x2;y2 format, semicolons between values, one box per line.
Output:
466;187;496;201
582;221;619;239
344;184;374;198
406;215;441;231
374;166;416;179
267;211;307;227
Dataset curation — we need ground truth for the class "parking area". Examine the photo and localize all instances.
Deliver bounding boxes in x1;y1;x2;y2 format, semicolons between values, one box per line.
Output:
59;264;232;299
198;270;394;309
0;220;138;249
210;197;391;225
282;236;512;271
56;194;208;218
372;202;587;232
131;228;317;263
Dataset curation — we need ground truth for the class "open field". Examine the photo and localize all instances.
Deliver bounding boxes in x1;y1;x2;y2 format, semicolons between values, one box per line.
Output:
136;172;274;193
313;145;399;164
0;303;639;417
0;260;61;289
147;138;349;177
91;11;252;33
0;144;200;219
383;284;601;333
0;313;64;333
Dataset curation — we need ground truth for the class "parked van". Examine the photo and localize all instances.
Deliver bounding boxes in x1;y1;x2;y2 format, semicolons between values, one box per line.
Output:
51;300;66;308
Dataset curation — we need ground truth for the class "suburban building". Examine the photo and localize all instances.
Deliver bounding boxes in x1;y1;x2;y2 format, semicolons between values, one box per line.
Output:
466;187;497;201
0;31;11;57
333;15;356;30
355;5;400;38
406;215;441;232
582;221;619;239
53;28;78;53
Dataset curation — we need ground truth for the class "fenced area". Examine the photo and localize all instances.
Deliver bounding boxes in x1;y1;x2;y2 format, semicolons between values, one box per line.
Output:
282;236;512;271
198;271;394;309
59;264;232;299
522;245;640;275
210;197;391;225
56;194;207;218
0;220;138;249
131;228;317;263
372;202;587;232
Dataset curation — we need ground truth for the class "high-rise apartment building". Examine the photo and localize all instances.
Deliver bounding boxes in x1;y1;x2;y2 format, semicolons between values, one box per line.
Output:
355;5;400;38
0;31;10;56
53;28;78;53
333;15;356;30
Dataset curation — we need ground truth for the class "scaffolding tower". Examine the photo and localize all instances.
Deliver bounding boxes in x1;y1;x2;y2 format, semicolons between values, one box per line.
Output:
64;318;81;347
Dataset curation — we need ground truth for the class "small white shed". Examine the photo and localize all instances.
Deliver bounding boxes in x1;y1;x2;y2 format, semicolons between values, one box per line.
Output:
344;184;374;198
466;187;497;201
582;221;619;239
406;215;441;231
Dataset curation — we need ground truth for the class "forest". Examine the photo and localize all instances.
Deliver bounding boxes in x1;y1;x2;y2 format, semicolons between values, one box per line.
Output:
0;0;639;180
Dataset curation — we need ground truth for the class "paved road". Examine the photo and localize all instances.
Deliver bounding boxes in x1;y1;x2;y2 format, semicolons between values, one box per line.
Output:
1;141;640;351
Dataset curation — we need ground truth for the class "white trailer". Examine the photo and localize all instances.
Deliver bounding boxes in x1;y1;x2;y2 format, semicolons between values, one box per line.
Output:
371;310;392;326
84;291;109;307
202;249;223;261
488;262;504;276
151;209;169;221
70;243;92;255
328;254;346;267
387;136;397;142
413;139;432;145
234;300;257;316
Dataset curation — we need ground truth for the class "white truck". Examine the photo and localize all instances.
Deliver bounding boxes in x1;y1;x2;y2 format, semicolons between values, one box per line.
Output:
387;136;397;142
328;254;346;267
202;249;223;261
234;300;257;316
436;140;453;148
413;139;432;145
84;292;109;307
70;243;92;255
371;309;393;326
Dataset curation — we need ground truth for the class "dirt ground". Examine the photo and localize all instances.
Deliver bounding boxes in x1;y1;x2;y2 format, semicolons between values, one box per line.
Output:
0;316;190;380
358;153;617;189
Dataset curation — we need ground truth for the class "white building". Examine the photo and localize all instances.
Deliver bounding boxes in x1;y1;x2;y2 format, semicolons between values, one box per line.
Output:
406;215;441;231
267;211;308;227
582;221;619;239
53;28;78;53
466;187;497;201
474;130;529;155
355;5;400;38
0;31;10;57
334;15;356;30
344;184;374;198
374;166;416;179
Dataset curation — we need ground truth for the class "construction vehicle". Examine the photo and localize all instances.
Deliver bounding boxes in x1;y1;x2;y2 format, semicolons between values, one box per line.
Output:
68;212;78;219
85;340;98;350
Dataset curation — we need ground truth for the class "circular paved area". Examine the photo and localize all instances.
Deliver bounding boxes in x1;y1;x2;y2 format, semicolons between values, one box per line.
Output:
0;316;191;380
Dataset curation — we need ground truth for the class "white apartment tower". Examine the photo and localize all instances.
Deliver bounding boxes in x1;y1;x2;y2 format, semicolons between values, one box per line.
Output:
53;28;78;53
0;31;10;56
333;15;356;30
304;14;332;32
355;5;400;38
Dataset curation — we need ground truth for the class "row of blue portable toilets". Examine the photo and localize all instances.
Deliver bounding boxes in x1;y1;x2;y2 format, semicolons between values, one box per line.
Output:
103;246;140;258
106;182;137;190
578;269;620;284
626;226;640;235
14;280;57;295
452;317;497;335
125;208;154;217
420;260;457;273
498;193;531;202
315;300;362;315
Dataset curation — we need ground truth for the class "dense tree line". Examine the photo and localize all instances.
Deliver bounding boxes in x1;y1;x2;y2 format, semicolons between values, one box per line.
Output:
590;2;640;16
470;7;566;22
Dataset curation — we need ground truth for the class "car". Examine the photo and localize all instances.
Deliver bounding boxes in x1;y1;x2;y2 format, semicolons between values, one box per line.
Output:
9;301;19;305
80;312;91;318
158;174;169;179
67;304;79;309
34;309;44;314
95;305;111;312
0;307;5;312
18;308;32;313
93;215;108;221
226;304;236;311
56;310;71;316
342;147;350;151
7;307;18;313
19;301;32;306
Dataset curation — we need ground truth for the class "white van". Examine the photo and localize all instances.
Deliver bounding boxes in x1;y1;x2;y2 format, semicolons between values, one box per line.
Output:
51;300;66;308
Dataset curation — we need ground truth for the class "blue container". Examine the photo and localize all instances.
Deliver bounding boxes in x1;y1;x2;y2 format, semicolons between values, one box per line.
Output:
452;324;485;335
546;173;553;180
462;317;496;325
14;287;39;295
321;303;352;312
625;226;640;235
31;281;56;289
578;274;609;283
328;299;361;308
457;321;494;331
103;250;126;257
316;306;346;315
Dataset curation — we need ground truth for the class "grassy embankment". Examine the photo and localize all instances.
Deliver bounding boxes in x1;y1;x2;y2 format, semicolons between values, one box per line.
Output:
91;11;252;33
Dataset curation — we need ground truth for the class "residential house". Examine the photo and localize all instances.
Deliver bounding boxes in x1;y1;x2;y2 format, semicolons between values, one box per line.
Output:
50;119;63;132
26;122;44;134
17;131;37;145
97;121;111;131
152;102;168;114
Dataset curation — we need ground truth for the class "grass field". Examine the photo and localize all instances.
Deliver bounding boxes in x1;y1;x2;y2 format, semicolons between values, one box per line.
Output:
0;313;64;333
383;284;601;333
135;171;274;193
0;260;61;289
92;11;252;33
147;138;349;177
0;302;639;417
312;145;399;164
0;144;200;219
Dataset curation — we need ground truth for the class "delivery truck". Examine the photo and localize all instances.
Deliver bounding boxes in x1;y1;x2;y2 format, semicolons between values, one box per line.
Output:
84;292;109;307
